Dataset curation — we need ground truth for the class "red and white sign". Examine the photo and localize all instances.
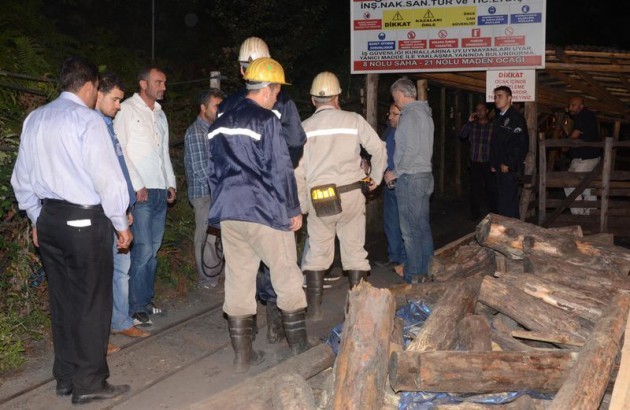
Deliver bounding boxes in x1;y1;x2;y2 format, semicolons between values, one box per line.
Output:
486;70;536;102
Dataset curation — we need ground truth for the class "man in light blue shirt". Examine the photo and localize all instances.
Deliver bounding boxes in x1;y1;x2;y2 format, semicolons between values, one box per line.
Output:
96;72;150;342
11;56;131;404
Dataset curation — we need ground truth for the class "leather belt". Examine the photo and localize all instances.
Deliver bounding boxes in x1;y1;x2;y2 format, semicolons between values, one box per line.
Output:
42;198;103;210
337;181;363;194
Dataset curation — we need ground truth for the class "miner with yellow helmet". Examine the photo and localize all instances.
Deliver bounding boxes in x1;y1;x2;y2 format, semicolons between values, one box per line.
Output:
295;71;387;320
207;58;309;373
218;37;307;347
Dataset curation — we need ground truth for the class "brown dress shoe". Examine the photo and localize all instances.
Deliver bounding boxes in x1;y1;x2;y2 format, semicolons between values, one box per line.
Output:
113;326;150;338
107;342;121;355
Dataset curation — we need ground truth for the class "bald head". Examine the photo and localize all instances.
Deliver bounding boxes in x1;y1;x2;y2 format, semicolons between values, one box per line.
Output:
568;96;584;115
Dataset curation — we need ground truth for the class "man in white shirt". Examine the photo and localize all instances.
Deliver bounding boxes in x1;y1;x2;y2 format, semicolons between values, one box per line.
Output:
114;67;176;326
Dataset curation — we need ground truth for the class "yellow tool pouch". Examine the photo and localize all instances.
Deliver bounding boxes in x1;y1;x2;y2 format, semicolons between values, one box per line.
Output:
310;184;342;217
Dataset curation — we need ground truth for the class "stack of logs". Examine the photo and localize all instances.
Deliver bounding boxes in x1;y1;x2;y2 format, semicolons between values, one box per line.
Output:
338;213;630;410
191;214;630;409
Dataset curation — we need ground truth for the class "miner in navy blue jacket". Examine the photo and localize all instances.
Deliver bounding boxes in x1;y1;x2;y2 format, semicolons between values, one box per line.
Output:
207;57;309;373
217;37;307;345
489;86;529;219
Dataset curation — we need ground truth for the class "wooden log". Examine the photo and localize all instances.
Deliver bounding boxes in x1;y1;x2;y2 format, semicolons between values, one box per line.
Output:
406;280;481;352
490;328;536;352
476;213;630;277
271;372;316;410
456;315;492;351
389;350;578;393
190;343;335;409
390;316;405;354
434;394;550;409
494;271;605;322
549;292;630;409
389;277;483;309
478;276;592;343
511;330;585;347
429;243;495;281
492;312;555;349
331;281;395;410
524;255;630;301
609;309;630;409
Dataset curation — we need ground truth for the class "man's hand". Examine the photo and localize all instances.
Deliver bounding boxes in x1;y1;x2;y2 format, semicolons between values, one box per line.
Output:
136;188;148;203
116;229;133;250
490;167;496;173
127;213;134;226
368;179;378;192
289;215;302;232
500;164;509;173
32;226;39;248
167;187;177;204
384;170;396;183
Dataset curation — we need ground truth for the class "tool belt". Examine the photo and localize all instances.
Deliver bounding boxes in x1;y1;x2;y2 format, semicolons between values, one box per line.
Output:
310;181;363;217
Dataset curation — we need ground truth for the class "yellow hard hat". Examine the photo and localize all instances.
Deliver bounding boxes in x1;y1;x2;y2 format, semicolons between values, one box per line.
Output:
243;57;290;88
310;71;341;97
238;37;270;65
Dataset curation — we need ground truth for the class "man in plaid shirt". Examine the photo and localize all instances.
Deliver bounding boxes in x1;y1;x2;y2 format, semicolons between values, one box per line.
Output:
458;102;496;220
184;88;226;288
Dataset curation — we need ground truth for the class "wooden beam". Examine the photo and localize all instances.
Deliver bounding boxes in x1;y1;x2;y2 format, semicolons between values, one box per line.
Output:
609;309;630;409
389;350;578;393
549;292;630;410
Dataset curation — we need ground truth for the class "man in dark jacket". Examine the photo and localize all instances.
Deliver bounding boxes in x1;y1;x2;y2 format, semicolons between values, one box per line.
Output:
217;37;307;344
208;58;309;373
489;86;528;219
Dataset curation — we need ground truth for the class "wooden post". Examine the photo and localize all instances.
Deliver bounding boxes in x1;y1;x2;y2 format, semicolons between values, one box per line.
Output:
600;137;613;233
365;74;379;131
550;292;630;410
538;133;547;225
439;87;446;195
454;90;462;197
417;79;428;101
519;101;537;220
609;309;630;409
331;282;396;410
389;350;578;393
611;119;620;171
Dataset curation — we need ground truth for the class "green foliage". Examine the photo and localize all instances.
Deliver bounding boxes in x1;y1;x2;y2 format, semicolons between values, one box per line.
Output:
0;310;48;373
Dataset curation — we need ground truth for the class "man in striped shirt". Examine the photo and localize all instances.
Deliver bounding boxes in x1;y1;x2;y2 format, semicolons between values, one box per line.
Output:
458;102;496;220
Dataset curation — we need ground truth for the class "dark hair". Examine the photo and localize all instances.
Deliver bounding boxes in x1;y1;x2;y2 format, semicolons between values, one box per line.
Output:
197;87;226;106
98;72;126;94
137;66;165;82
493;85;512;96
59;56;99;92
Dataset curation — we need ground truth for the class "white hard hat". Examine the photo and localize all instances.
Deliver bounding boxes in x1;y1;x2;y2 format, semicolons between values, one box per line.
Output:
310;72;342;97
238;37;270;66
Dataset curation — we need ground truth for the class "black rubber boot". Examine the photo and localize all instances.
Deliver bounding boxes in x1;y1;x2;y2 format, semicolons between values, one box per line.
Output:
305;270;325;321
227;315;265;373
266;301;285;344
348;270;368;289
281;309;311;356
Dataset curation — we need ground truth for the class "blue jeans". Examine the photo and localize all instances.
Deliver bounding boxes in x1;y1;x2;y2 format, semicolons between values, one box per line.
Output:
111;234;133;331
129;189;167;314
383;186;406;264
397;172;434;283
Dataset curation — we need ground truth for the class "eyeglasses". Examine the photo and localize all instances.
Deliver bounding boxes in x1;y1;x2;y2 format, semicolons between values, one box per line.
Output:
387;112;400;116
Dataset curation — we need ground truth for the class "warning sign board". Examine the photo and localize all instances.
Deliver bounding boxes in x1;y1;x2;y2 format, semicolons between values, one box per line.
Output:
351;0;546;74
486;70;536;102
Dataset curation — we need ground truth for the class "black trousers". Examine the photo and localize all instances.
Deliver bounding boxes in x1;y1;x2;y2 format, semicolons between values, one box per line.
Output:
37;200;113;394
496;172;520;219
469;161;496;217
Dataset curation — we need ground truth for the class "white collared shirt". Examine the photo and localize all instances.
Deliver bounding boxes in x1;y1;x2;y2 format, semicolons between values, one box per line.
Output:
113;93;176;191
